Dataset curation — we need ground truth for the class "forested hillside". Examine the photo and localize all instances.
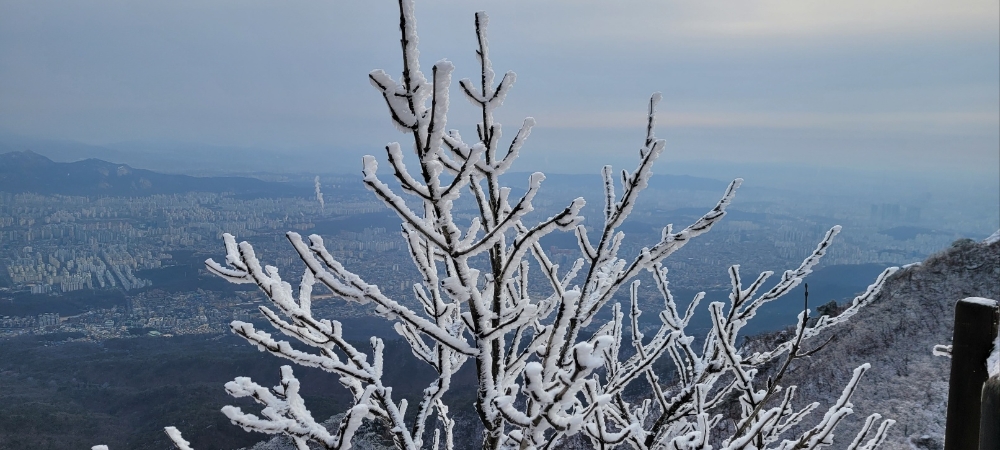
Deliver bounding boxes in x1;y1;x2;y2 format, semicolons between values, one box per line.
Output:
749;237;999;449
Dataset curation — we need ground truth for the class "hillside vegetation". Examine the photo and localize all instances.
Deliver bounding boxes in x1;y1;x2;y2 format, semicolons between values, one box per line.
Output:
752;237;999;449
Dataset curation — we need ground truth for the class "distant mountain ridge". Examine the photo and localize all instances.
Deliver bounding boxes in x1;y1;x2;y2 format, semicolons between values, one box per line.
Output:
0;134;351;176
0;151;311;197
0;150;731;199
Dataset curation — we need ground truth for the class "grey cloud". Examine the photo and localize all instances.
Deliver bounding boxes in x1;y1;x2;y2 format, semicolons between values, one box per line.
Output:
0;0;996;176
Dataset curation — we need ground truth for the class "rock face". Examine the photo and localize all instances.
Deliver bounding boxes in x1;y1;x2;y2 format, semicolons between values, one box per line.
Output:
772;237;999;449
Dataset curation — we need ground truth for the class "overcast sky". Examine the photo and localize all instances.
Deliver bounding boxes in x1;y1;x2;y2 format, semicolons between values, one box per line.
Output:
1;0;997;177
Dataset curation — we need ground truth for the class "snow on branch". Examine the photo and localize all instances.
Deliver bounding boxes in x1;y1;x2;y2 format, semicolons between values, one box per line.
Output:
164;427;193;450
159;1;898;449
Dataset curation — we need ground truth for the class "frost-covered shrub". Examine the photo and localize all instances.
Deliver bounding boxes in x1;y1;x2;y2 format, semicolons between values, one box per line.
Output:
154;1;898;449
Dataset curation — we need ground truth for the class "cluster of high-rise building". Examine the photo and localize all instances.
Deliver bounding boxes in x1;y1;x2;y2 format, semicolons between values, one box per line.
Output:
5;244;160;293
0;191;390;294
0;179;995;341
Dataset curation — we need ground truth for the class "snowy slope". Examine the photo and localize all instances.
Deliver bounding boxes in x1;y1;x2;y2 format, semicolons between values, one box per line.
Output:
750;238;999;449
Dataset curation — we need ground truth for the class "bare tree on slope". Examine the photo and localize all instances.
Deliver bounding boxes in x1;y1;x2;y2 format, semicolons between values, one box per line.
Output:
151;1;898;449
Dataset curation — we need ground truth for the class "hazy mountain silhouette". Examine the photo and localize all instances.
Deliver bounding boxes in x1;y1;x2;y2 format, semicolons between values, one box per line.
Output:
0;134;355;176
0;151;311;197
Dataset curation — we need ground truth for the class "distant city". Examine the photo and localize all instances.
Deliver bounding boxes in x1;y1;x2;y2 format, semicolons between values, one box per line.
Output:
0;152;996;342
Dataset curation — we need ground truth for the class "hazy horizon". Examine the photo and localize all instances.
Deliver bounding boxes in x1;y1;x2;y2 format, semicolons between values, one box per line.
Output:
1;0;998;179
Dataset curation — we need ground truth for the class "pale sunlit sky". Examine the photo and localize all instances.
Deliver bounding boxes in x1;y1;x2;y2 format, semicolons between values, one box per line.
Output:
1;0;997;177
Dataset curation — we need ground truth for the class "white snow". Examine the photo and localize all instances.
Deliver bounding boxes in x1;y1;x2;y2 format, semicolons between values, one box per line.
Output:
164;427;193;450
984;229;1000;244
959;296;998;307
932;345;952;358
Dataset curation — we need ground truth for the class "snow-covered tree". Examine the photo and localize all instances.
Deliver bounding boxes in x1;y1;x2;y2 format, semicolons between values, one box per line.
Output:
164;1;898;448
